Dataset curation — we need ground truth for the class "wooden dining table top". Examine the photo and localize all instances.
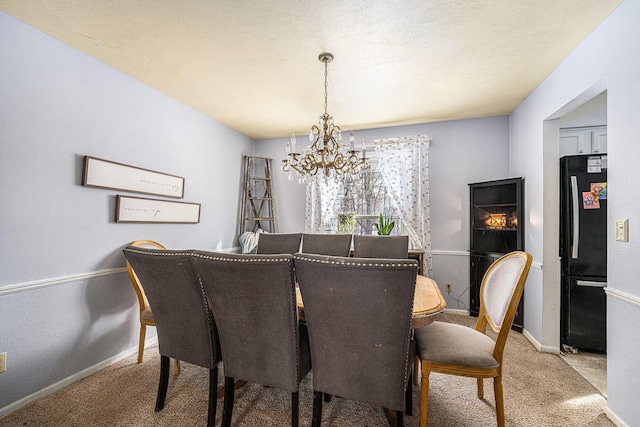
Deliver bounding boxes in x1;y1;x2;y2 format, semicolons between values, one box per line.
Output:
296;274;446;329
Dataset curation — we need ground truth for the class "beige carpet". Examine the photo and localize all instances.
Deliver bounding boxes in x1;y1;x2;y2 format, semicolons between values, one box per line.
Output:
1;314;613;426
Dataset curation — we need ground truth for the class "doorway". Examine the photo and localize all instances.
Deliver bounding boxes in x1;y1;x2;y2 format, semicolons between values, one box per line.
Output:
542;84;607;393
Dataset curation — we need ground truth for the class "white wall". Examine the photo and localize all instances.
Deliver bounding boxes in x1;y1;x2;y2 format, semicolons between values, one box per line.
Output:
509;0;639;423
6;0;638;422
256;116;510;310
0;12;254;411
560;91;607;128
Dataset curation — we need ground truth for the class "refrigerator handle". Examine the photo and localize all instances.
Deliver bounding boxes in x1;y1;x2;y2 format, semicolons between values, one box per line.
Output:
571;175;579;259
576;280;607;288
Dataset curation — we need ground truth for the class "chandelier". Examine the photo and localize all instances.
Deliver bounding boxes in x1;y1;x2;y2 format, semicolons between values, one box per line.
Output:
281;52;370;183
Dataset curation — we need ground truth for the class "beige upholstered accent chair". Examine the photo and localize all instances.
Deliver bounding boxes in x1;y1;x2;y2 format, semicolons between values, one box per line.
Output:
414;251;532;427
353;235;409;259
256;232;303;254
294;253;418;427
301;233;352;257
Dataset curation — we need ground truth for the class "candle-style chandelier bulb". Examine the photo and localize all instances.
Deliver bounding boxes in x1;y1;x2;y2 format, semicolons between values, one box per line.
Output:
290;133;297;152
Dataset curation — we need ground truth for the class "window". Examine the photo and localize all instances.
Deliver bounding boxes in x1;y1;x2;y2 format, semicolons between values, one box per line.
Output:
304;135;431;275
327;161;403;235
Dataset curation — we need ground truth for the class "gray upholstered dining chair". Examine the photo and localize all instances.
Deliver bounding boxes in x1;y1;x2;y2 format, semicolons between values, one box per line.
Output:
256;232;303;254
293;253;418;427
122;246;222;427
414;251;532;427
353;235;409;259
301;233;352;256
192;251;312;427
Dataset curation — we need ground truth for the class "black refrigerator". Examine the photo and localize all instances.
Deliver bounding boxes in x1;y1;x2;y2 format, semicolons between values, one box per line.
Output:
560;154;607;353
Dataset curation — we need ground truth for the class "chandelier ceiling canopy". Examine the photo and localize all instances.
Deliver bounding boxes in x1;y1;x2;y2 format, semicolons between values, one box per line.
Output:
281;53;370;183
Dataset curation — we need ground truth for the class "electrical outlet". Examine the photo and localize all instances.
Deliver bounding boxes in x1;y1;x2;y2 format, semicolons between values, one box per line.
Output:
445;282;452;293
0;352;6;374
616;219;629;242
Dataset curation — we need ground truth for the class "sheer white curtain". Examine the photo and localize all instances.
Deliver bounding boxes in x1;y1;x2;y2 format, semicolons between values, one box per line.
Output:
304;177;341;233
374;135;432;276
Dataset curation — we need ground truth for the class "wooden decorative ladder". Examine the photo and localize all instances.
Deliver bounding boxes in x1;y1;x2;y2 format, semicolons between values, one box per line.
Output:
242;156;276;233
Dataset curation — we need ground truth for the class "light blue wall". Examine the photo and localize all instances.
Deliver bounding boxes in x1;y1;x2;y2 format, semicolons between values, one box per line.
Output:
510;0;639;423
0;12;254;411
4;0;639;423
256;116;511;310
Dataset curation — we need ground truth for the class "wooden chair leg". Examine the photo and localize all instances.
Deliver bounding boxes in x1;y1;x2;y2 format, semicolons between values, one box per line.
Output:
493;376;505;427
207;366;218;427
477;378;484;399
173;359;181;374
291;390;299;427
155;355;170;412
413;356;420;385
138;324;146;364
419;362;431;427
312;391;323;427
222;376;235;427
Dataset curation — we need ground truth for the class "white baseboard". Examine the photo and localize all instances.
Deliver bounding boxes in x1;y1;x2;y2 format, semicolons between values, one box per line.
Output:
443;308;470;316
0;337;158;419
441;310;561;354
605;406;629;427
442;310;564;354
522;328;559;354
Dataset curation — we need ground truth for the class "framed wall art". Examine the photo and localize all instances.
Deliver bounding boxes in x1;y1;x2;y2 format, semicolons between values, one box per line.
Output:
115;195;201;223
83;156;185;198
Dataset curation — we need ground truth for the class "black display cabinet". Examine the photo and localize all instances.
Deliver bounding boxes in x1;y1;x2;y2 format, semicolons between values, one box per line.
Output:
469;177;525;332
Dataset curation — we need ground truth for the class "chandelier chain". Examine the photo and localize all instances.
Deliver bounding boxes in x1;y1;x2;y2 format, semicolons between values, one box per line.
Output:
323;59;328;115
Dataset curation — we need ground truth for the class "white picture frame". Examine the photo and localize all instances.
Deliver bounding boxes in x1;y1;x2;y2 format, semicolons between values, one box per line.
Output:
83;156;185;198
115;195;200;223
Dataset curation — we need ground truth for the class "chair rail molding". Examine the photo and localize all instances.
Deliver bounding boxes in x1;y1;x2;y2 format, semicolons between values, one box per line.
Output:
431;250;541;270
0;268;128;296
605;287;640;308
431;250;469;256
1;246;243;296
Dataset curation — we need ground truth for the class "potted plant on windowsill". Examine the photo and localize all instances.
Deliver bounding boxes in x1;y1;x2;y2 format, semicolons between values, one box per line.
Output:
374;214;395;235
337;212;356;235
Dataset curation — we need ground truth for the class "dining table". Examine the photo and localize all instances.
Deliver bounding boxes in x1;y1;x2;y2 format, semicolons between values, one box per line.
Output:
296;274;446;329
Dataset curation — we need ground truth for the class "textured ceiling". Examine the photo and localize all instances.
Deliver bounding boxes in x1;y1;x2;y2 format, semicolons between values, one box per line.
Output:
0;0;622;139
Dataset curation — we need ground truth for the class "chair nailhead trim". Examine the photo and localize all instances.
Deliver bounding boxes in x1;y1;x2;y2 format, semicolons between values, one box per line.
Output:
124;247;291;264
293;254;418;269
192;253;291;263
124;248;195;256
